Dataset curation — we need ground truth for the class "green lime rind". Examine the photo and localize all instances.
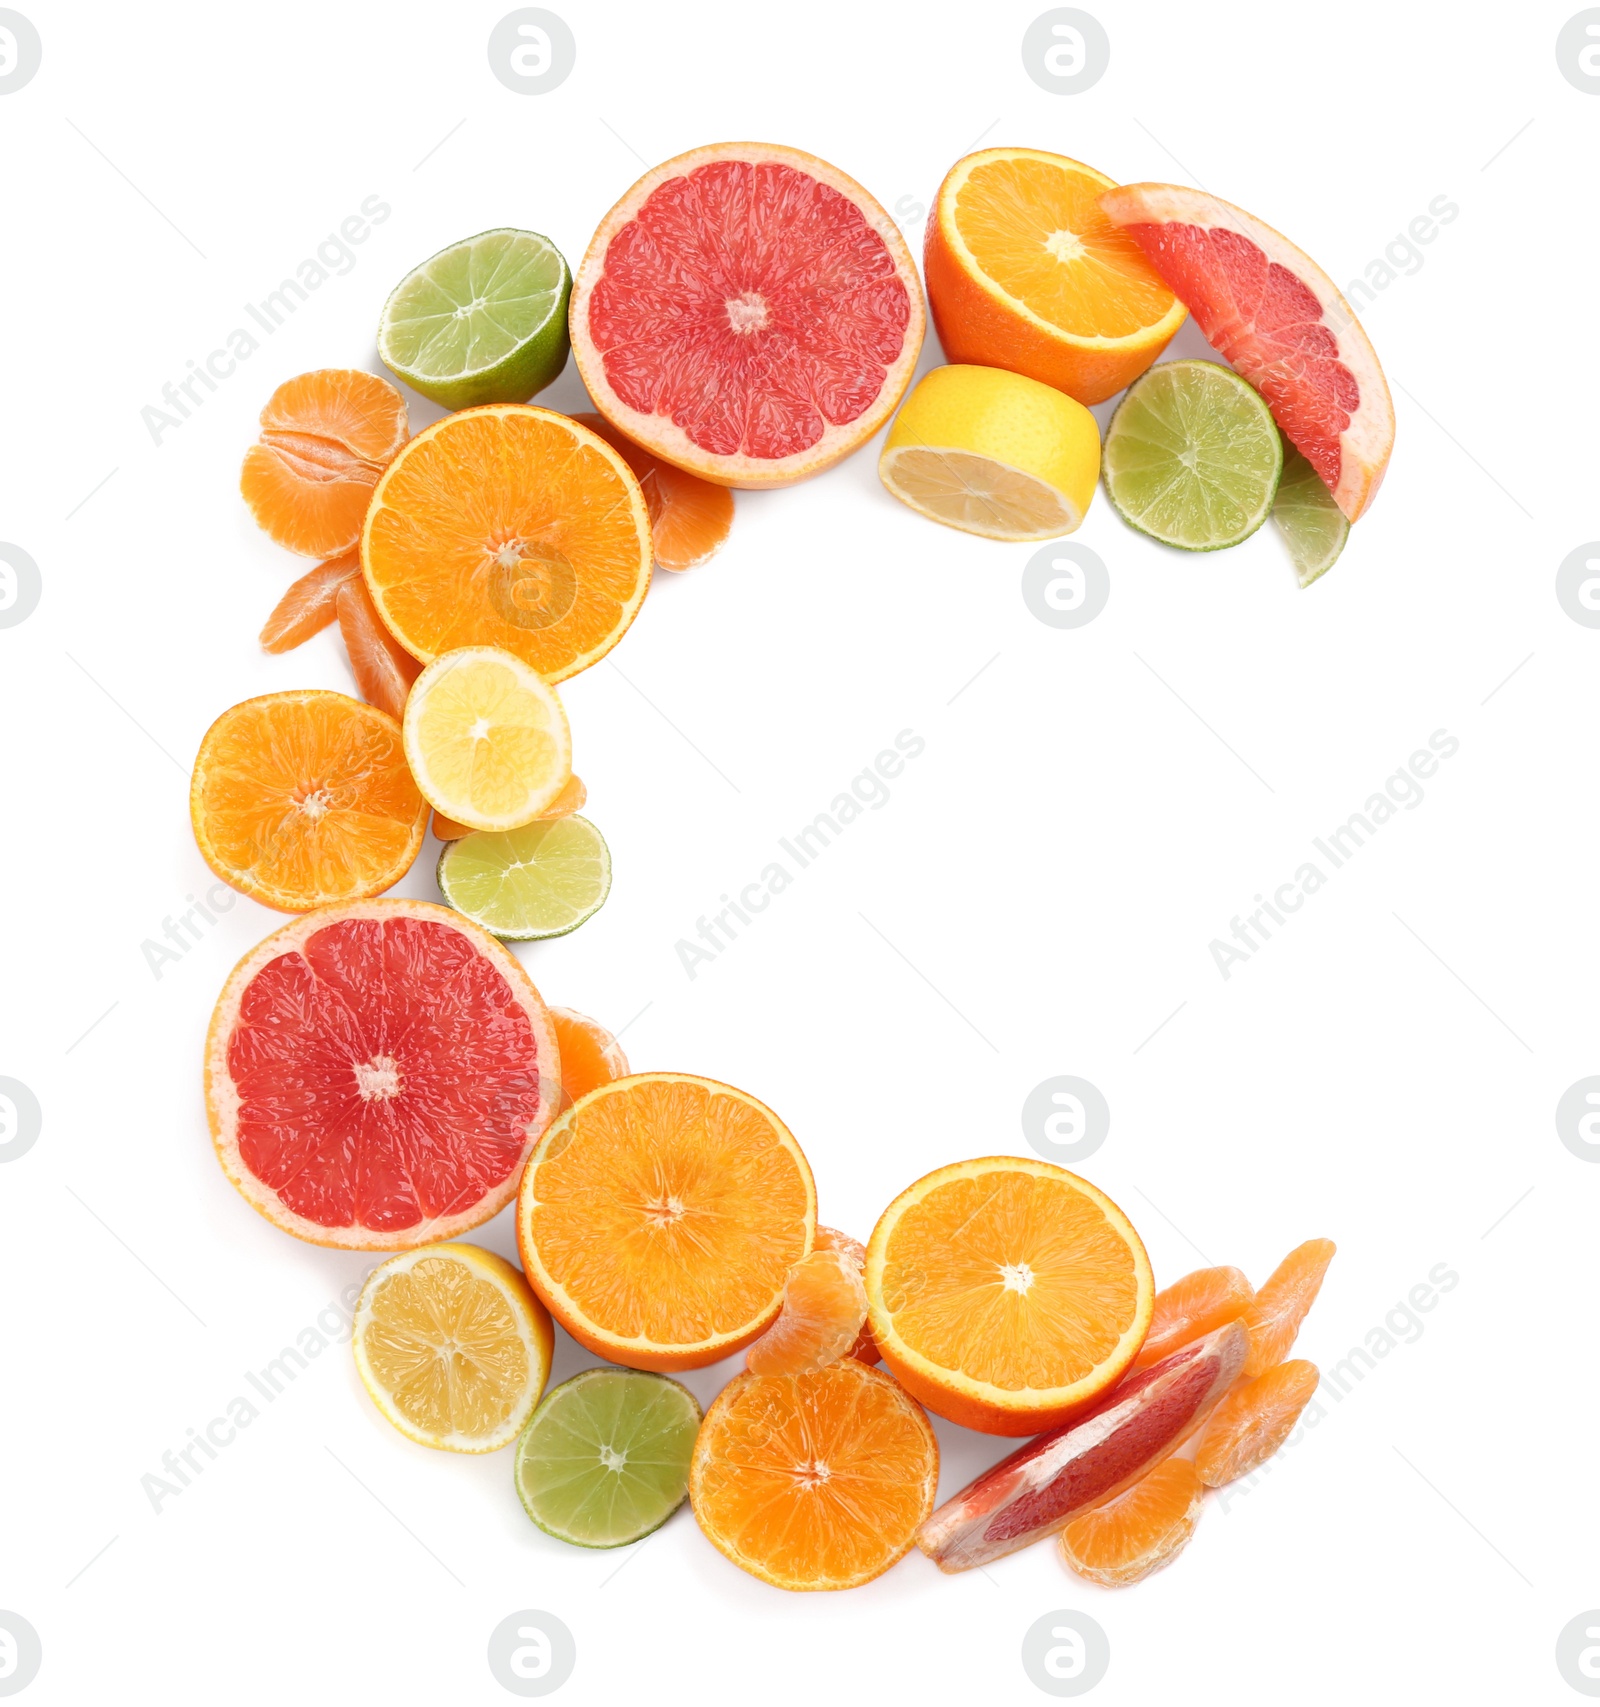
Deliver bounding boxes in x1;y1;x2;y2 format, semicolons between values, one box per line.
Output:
513;1368;702;1549
378;228;572;410
1272;441;1349;588
1103;359;1283;552
436;814;611;942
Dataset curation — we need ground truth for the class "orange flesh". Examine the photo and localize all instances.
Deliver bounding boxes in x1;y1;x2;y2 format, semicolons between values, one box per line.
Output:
1135;1265;1255;1368
1243;1240;1335;1375
1196;1359;1320;1486
1059;1456;1205;1587
746;1249;868;1375
815;1226;880;1364
548;1007;629;1111
572;412;733;570
259;551;360;652
335;576;420;723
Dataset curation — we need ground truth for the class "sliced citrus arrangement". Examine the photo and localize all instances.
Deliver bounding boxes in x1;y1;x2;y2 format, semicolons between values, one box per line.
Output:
571;142;924;488
866;1156;1153;1435
361;405;651;681
573;412;733;571
879;364;1101;541
402;646;571;832
241;369;407;556
815;1225;880;1365
353;1243;553;1452
1058;1456;1206;1587
1196;1357;1320;1487
1099;183;1394;520
1134;1264;1254;1368
924;148;1186;406
191;690;427;911
1242;1238;1336;1374
517;1073;815;1371
690;1359;939;1591
206;899;559;1249
744;1248;868;1376
547;1006;629;1113
436;814;611;940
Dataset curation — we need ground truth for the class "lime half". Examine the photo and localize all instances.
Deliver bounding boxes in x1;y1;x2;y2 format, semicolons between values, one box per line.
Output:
378;229;572;409
1103;359;1282;551
436;814;610;941
1272;442;1349;588
514;1368;701;1548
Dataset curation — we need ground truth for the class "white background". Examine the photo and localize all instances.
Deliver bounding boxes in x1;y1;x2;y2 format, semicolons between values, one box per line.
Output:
2;2;1595;1701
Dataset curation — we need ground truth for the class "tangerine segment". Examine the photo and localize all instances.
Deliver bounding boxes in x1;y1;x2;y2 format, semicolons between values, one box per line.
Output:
361;405;652;683
205;899;560;1250
548;1007;629;1114
572;413;733;571
517;1073;816;1371
1134;1265;1255;1368
241;369;407;557
1196;1359;1320;1487
260;550;360;652
190;690;427;912
1058;1457;1205;1587
335;575;420;723
745;1249;869;1376
1243;1239;1335;1375
815;1226;880;1365
866;1157;1153;1436
690;1360;939;1591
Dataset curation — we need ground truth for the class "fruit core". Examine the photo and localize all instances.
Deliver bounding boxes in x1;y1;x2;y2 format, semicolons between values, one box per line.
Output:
1045;229;1086;264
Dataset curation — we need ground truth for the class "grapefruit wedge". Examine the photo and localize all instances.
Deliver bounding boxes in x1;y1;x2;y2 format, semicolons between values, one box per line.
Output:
571;142;925;489
205;899;559;1249
1099;184;1393;522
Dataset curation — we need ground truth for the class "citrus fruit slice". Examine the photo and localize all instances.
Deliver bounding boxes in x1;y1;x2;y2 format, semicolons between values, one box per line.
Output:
517;1073;815;1371
880;363;1101;540
378;229;572;410
866;1156;1153;1435
744;1249;869;1376
206;899;559;1249
436;814;611;941
1058;1456;1205;1587
353;1243;554;1452
815;1225;880;1365
335;574;420;722
690;1359;939;1591
925;148;1186;406
917;1321;1246;1572
572;412;734;571
1133;1265;1254;1369
571;142;925;489
1103;359;1282;550
259;550;359;652
402;646;571;832
1196;1358;1319;1487
548;1007;628;1114
191;690;427;912
361;405;651;682
240;369;407;557
433;775;586;841
1242;1239;1335;1375
1099;183;1394;521
1273;442;1350;587
514;1368;701;1548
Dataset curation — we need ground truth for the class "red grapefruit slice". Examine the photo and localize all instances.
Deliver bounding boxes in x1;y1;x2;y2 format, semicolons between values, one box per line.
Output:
1099;184;1393;523
205;899;559;1250
571;142;925;489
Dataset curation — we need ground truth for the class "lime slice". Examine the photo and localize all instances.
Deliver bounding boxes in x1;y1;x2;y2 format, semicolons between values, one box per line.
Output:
514;1368;701;1548
378;229;572;410
1103;359;1282;551
1272;442;1349;587
436;813;610;941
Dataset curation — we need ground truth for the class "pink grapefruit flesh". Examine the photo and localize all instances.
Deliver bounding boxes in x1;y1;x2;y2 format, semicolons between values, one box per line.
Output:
571;142;925;489
1099;184;1393;523
205;899;559;1249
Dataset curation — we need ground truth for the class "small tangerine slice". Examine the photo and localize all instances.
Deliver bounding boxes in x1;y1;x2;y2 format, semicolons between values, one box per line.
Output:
336;574;420;722
1243;1239;1335;1375
815;1225;880;1364
1058;1456;1205;1587
548;1006;629;1114
241;369;407;557
572;412;734;570
745;1249;868;1375
1196;1358;1320;1487
260;550;360;653
1134;1265;1254;1368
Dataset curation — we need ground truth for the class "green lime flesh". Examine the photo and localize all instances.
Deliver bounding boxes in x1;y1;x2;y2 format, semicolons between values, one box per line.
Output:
514;1369;702;1549
1103;359;1283;551
436;814;610;941
378;228;572;409
1272;441;1349;587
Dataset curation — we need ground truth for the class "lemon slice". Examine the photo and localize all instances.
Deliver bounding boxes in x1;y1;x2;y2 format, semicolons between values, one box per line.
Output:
402;646;571;831
353;1243;554;1452
879;363;1101;541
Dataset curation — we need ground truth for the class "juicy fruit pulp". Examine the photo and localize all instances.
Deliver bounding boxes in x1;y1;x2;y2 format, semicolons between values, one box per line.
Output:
435;814;611;940
260;550;359;652
1058;1457;1205;1587
1273;442;1350;587
1243;1239;1336;1374
916;1321;1246;1572
572;412;733;571
814;1226;880;1365
1196;1358;1320;1487
336;575;420;722
690;1359;939;1591
1134;1265;1254;1368
514;1368;701;1547
548;1007;629;1114
518;1074;816;1371
190;690;426;912
206;901;559;1248
745;1249;869;1376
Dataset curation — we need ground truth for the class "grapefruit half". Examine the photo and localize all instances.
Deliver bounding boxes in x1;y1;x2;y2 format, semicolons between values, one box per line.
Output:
571;142;925;489
205;899;559;1250
1099;184;1394;522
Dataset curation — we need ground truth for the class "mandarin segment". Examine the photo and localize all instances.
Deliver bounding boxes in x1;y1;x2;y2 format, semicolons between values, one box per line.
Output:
1242;1239;1335;1375
335;574;421;722
548;1007;629;1113
815;1226;881;1365
745;1249;869;1376
572;412;733;571
1196;1359;1321;1487
259;550;360;653
1134;1265;1255;1368
1058;1457;1205;1587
